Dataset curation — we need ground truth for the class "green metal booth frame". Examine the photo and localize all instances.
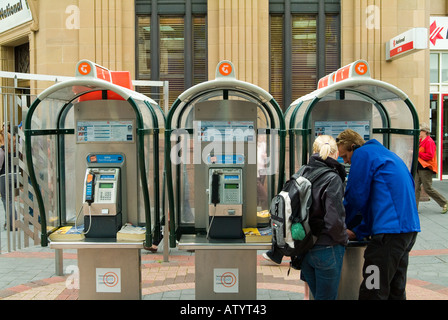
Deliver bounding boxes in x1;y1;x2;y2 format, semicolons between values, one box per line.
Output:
285;60;420;177
24;68;166;248
165;61;286;248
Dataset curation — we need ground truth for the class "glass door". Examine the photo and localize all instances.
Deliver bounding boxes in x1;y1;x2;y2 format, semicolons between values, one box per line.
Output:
429;51;448;179
429;94;446;179
429;94;438;143
443;95;448;177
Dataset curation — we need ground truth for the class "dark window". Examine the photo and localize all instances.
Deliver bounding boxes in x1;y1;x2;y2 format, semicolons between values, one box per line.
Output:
137;16;151;80
160;16;185;104
135;1;207;106
291;14;317;100
269;1;341;110
15;42;30;74
270;15;284;109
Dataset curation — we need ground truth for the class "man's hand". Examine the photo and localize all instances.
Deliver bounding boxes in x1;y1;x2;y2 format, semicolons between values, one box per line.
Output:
347;229;357;240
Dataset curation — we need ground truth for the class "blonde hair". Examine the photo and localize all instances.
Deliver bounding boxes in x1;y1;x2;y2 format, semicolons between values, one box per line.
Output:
313;135;338;160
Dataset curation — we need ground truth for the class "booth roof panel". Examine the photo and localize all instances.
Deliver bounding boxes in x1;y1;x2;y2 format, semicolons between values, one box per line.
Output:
177;79;274;104
289;78;409;108
168;78;284;131
37;78;159;107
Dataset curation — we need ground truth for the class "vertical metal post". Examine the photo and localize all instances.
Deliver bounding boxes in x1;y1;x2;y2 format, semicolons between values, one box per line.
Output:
163;81;170;263
13;80;20;250
284;0;292;108
150;0;159;98
0;87;2;254
55;249;64;276
317;0;326;80
185;0;193;89
4;93;11;252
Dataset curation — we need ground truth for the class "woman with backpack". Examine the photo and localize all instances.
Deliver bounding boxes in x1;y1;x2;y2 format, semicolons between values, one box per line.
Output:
298;135;348;300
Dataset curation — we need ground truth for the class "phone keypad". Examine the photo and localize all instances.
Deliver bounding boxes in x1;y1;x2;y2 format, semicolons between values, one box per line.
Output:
224;191;240;203
99;191;112;201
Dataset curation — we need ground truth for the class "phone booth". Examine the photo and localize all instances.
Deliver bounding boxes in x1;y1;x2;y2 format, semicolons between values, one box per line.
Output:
285;60;419;300
285;59;419;176
165;60;286;299
23;60;165;300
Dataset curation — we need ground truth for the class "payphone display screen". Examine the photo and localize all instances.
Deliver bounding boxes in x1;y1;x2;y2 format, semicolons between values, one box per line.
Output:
224;183;239;189
99;183;114;189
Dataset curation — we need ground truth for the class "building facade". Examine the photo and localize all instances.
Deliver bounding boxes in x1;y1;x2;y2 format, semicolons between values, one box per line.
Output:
0;0;446;179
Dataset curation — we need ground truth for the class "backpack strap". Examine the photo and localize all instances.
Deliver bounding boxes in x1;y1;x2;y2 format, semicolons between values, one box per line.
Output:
293;165;335;184
306;166;335;184
291;166;306;180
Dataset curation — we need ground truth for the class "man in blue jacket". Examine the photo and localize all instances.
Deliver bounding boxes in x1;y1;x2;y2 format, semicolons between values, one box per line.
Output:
336;129;420;300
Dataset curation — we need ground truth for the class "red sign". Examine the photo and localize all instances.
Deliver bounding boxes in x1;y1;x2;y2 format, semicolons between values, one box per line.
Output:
78;62;91;76
75;60;133;101
95;65;111;82
354;62;368;75
334;66;349;83
317;60;370;89
389;41;415;59
318;74;331;89
219;62;232;76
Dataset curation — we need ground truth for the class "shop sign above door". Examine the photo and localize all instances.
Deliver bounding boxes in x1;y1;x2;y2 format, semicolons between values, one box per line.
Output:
386;28;428;61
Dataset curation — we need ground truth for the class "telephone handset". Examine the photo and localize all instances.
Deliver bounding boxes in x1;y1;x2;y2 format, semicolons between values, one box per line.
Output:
210;171;221;206
85;172;95;204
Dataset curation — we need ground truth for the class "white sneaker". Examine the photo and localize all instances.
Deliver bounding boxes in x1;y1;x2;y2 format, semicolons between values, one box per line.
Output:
262;252;281;265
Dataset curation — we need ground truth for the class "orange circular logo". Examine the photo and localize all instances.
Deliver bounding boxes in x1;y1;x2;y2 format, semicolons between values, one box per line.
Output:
355;62;368;75
219;62;232;76
78;62;92;75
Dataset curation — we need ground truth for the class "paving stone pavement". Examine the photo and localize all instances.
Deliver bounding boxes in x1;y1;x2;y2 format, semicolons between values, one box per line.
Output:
0;181;447;301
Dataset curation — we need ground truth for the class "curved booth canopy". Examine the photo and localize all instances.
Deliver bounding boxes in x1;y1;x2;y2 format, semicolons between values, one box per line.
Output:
165;61;286;247
28;78;165;131
166;62;284;132
285;60;419;177
24;60;165;247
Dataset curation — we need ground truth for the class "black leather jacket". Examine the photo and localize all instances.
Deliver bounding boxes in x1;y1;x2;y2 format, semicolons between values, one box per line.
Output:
300;154;348;247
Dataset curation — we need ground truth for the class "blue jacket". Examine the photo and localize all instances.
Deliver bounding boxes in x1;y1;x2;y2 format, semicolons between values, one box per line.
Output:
344;139;420;240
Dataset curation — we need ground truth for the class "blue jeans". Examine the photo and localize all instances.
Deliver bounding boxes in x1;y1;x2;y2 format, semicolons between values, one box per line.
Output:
300;244;345;300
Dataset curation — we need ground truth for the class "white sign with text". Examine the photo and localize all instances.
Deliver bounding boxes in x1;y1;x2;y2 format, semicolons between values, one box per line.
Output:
96;268;121;293
214;268;239;293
